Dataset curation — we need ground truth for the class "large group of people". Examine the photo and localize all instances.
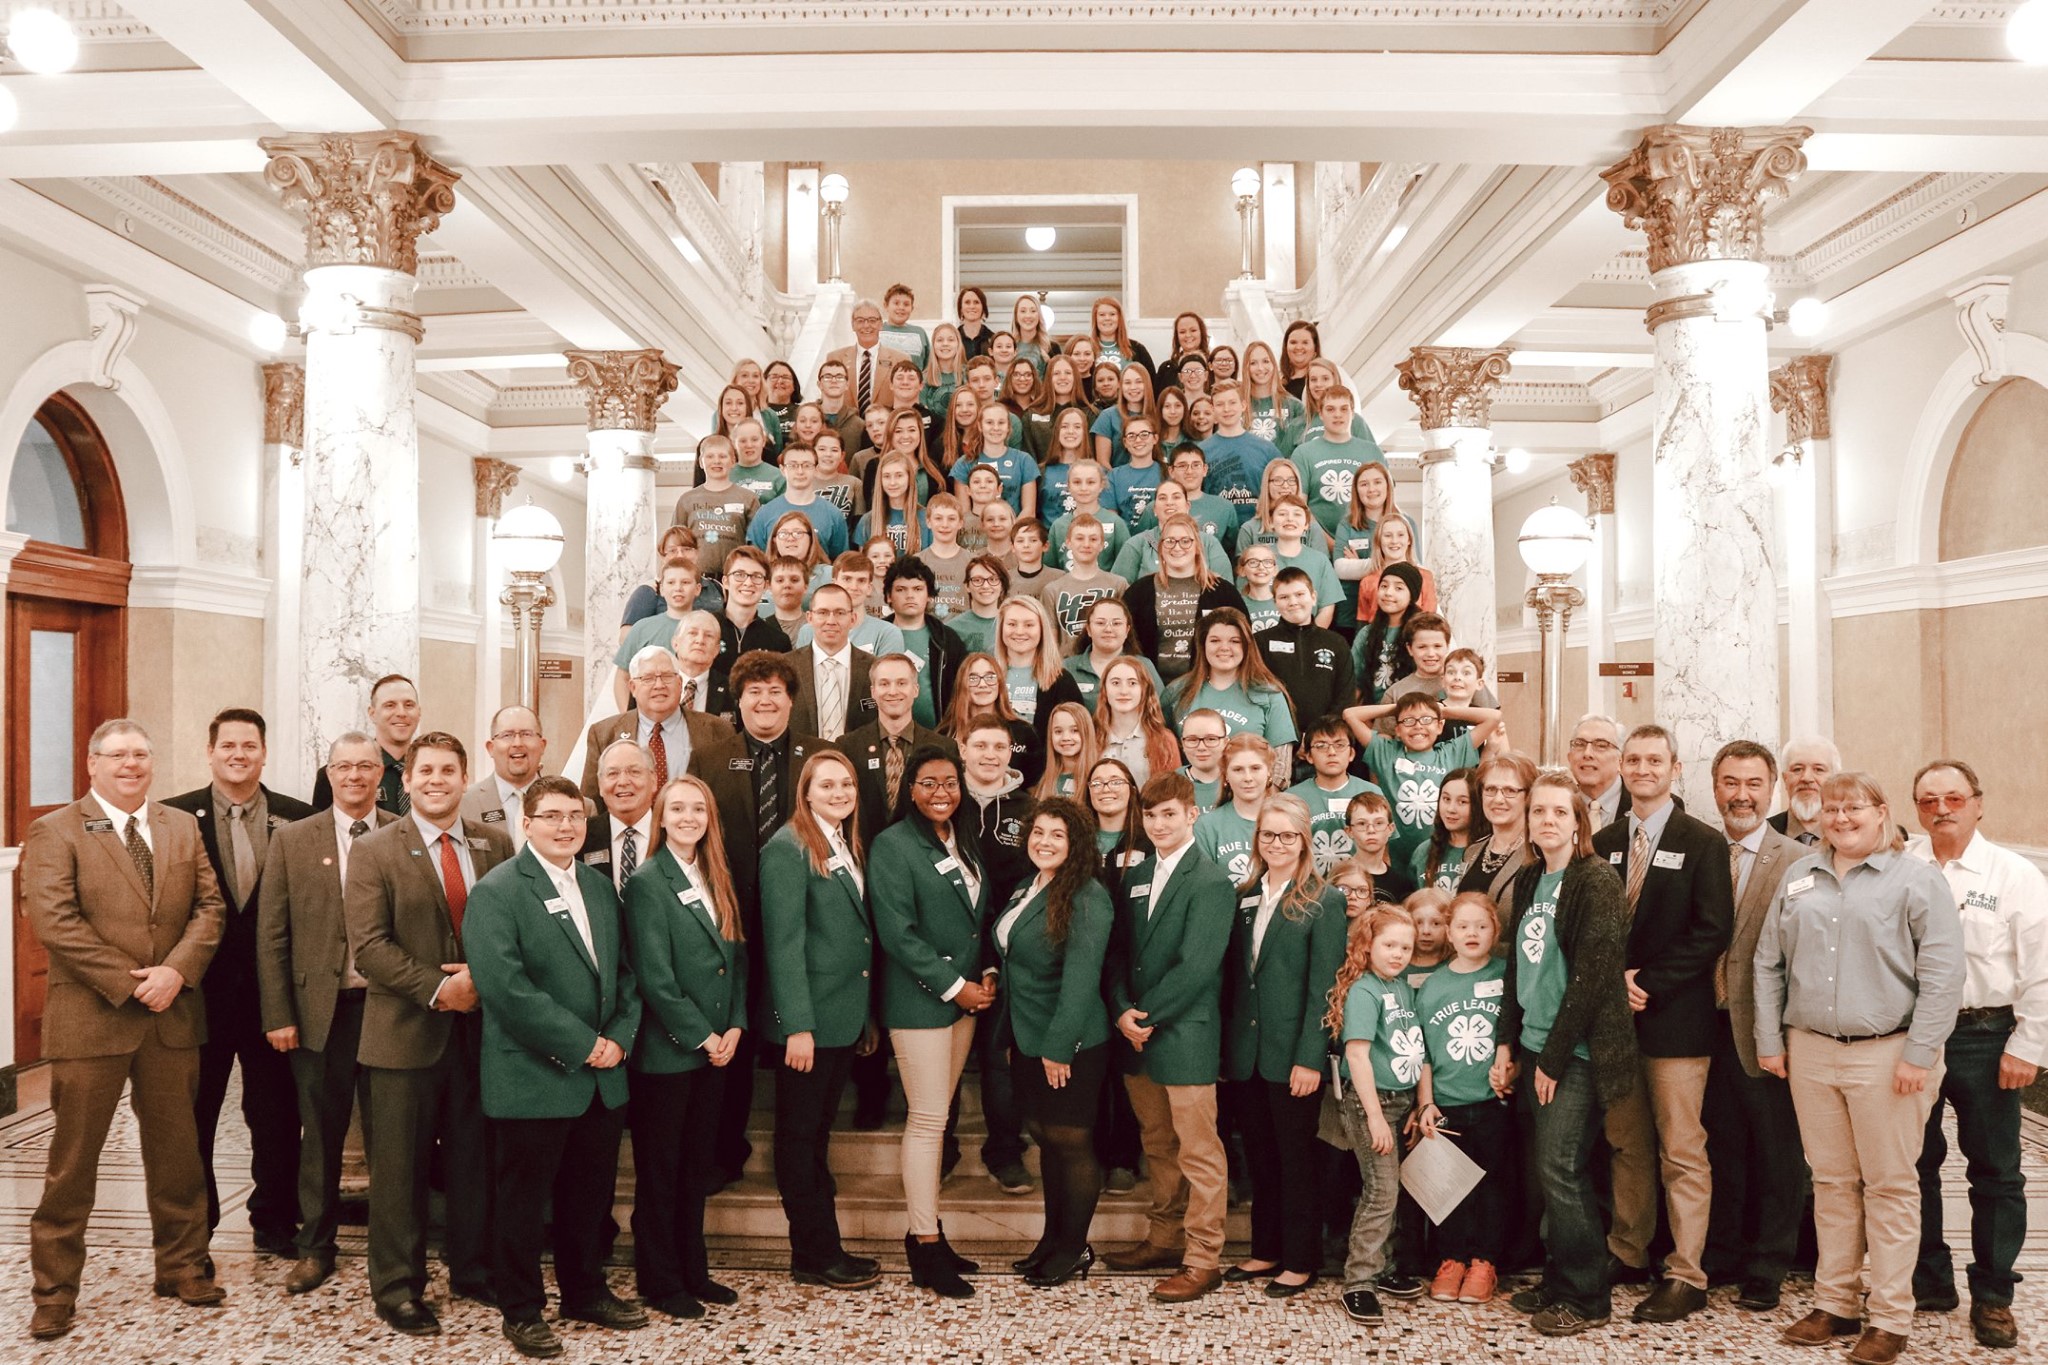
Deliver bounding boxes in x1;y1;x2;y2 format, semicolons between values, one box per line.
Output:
18;288;2043;1364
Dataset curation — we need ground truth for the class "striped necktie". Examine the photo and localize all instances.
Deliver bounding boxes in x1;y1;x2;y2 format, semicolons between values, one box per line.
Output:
1623;824;1650;914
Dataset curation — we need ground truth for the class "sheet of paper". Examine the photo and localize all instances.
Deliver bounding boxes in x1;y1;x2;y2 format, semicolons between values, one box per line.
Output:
1399;1131;1486;1225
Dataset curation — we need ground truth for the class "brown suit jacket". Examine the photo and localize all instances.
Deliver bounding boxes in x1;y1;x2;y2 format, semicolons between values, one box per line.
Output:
1724;824;1806;1076
256;806;398;1052
579;708;736;800
784;645;877;741
344;814;514;1070
22;796;225;1059
824;343;912;399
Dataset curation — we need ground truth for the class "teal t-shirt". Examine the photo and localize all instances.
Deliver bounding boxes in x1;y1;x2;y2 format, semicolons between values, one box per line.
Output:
1194;804;1260;887
1248;393;1305;447
1291;436;1389;536
1288;775;1383;875
1241;594;1281;634
731;461;785;505
898;623;938;727
1005;664;1041;723
1410;840;1469;894
1363;732;1481;867
1274;544;1344;612
1341;972;1423;1092
1186;771;1223;810
1169;679;1297;748
950;610;997;656
1417;957;1508;1107
880;321;930;369
1514;868;1587;1059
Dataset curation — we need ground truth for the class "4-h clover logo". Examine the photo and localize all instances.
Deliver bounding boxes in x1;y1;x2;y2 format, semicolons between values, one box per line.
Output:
1520;915;1549;965
1318;467;1354;508
1310;827;1353;874
1390;1026;1426;1085
1396;777;1440;828
1227;851;1253;883
1446;1012;1494;1064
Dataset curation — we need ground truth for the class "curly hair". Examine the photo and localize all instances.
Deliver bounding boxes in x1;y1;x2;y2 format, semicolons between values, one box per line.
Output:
1029;797;1101;947
1323;902;1415;1038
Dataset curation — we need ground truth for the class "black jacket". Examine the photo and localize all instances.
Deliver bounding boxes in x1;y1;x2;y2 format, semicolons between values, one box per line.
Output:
1122;576;1247;673
163;783;315;1027
905;615;969;721
717;612;791;668
842;721;958;848
1499;854;1639;1104
1592;806;1734;1058
965;786;1034;913
1255;619;1355;727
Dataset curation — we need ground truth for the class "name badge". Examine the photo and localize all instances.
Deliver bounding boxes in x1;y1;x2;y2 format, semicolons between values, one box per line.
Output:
545;897;569;915
1786;874;1816;897
1609;851;1625;865
859;697;876;711
725;502;747;515
481;809;505;823
827;856;850;873
1269;639;1296;654
1474;978;1505;999
678;888;705;907
1382;993;1399;1009
1964;889;2000;912
467;837;490;851
935;856;959;874
583;851;611;866
84;818;115;833
1239;895;1262;910
867;757;881;770
1120;851;1146;868
1127;882;1151;898
1652;849;1685;870
1394;756;1417;776
1326;798;1350;816
728;757;754;772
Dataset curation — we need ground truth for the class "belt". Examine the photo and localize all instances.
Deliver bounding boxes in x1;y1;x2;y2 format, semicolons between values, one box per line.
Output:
1955;1004;2016;1028
1812;1026;1906;1045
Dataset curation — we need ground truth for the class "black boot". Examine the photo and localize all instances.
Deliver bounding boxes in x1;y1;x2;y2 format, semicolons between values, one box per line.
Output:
906;1234;973;1299
935;1221;979;1274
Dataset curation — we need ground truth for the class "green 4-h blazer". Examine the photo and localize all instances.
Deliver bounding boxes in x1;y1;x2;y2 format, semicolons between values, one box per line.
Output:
759;824;874;1047
1222;883;1348;1083
870;819;989;1031
990;878;1113;1061
622;846;747;1074
464;846;642;1120
1108;843;1236;1086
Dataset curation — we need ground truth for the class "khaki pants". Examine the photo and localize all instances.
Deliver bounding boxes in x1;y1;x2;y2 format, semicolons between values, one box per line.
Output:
1124;1075;1227;1269
1787;1029;1942;1335
890;1018;977;1236
1604;1054;1713;1287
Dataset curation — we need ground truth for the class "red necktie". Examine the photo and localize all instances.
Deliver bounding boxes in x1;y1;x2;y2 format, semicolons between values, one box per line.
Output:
648;722;670;787
439;832;468;941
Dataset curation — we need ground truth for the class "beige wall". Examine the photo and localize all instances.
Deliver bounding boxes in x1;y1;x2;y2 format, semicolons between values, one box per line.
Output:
823;159;1244;321
419;639;478;756
1492;637;1654;765
1939;377;2048;561
500;647;586;781
126;608;265;799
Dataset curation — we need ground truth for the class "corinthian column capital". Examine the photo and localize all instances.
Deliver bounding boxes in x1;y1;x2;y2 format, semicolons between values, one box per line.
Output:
1568;452;1617;516
1601;124;1810;275
1396;346;1513;431
261;361;305;449
564;349;680;433
1769;354;1834;448
260;132;461;275
473;457;521;520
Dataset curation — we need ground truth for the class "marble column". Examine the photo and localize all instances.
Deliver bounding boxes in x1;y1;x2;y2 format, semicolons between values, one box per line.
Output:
1569;453;1619;719
1396;345;1511;687
262;132;459;778
1770;355;1835;741
259;361;309;790
566;348;679;715
1603;123;1807;804
473;457;522;748
0;530;31;1092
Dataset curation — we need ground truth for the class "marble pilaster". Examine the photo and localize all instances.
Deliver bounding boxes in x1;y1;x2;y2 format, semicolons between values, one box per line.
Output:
1397;346;1511;685
260;362;308;790
1604;124;1807;805
1770;355;1835;741
262;132;459;778
473;457;521;747
566;348;679;714
1569;453;1619;718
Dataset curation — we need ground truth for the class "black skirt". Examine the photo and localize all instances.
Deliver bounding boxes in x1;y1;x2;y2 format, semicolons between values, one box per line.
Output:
1011;1041;1108;1130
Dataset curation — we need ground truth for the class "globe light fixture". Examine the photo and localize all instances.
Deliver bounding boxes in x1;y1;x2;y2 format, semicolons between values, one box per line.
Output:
819;173;849;283
1025;225;1057;252
247;311;288;354
6;7;80;74
1232;167;1261;280
493;498;565;714
1786;296;1830;338
1519;498;1594;762
2010;0;2048;63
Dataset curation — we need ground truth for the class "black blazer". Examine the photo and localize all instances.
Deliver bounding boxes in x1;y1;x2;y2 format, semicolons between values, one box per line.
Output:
841;721;958;847
164;783;314;1025
1592;806;1735;1058
681;666;736;727
576;809;665;897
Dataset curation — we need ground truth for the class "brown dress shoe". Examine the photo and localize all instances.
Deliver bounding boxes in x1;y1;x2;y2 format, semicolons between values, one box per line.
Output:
1781;1310;1862;1345
1971;1303;2019;1349
153;1276;227;1306
1847;1328;1908;1365
29;1304;74;1340
1151;1266;1224;1303
1104;1241;1186;1272
286;1257;335;1294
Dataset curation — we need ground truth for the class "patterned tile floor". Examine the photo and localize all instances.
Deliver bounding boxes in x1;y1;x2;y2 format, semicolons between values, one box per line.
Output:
2;1066;2043;1363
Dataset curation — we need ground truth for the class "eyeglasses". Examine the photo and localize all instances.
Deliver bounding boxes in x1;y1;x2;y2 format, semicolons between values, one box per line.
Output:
1913;793;1974;812
1821;802;1876;818
491;729;541;743
1481;785;1526;798
1396;716;1440;729
968;573;1002;587
1347;818;1391;833
1088;776;1130;791
1338;884;1375;899
634;671;680;685
1256;829;1303;845
1307;740;1351;754
912;777;961;794
1160;536;1196;549
1567;738;1617;754
528;810;588;826
1182;733;1225;746
328;761;382;775
725;570;766;585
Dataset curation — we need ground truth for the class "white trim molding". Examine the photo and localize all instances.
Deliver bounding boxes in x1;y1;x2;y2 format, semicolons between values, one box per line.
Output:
1825;544;2048;619
1896;330;2048;568
127;565;272;617
421;607;485;643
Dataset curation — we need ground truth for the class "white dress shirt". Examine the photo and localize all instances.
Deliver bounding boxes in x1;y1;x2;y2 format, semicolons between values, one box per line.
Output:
609;810;656;892
493;776;529;850
1253;875;1290;968
92;791;151;852
1728;823;1767;902
1906;831;2048;1065
826;826;864;895
538;854;599;964
1142;838;1196;920
678;857;719;932
678;670;714;712
998;875;1048;951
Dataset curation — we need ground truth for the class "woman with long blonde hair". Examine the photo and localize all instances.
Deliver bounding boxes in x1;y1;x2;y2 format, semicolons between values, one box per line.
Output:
1034;701;1102;800
854;449;928;557
995;595;1086;732
1086;296;1155;375
1011;294;1059;374
1241;340;1304;446
1093;656;1183;790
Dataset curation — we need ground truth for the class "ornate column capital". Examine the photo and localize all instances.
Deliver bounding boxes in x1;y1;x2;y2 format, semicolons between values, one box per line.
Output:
564;348;680;433
259;132;460;275
473;457;521;519
261;361;305;450
1601;124;1810;274
1568;452;1617;516
1769;354;1833;448
1396;346;1512;431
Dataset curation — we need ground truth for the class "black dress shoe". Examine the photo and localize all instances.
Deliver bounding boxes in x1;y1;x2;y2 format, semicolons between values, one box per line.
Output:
648;1291;705;1320
451;1279;497;1307
1607;1256;1653;1286
501;1316;563;1359
1012;1244;1052;1276
1736;1278;1783;1312
252;1229;299;1258
1024;1245;1094;1288
1265;1273;1319;1300
936;1221;978;1274
685;1278;738;1306
1633;1277;1709;1323
792;1256;882;1289
1915;1287;1960;1313
845;1253;882;1277
561;1294;649;1330
1223;1262;1281;1283
377;1299;442;1336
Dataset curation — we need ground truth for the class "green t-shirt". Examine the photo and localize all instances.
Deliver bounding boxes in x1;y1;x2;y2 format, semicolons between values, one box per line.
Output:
614;610;687;670
731;461;785;505
1240;594;1281;634
1341;972;1423;1093
1193;804;1259;886
951;609;998;656
1417;958;1508;1107
1287;775;1382;875
1410;840;1469;893
1291;437;1388;536
1170;679;1297;748
1363;732;1481;867
1005;665;1041;723
1185;772;1223;810
1514;868;1587;1059
1274;543;1344;611
898;623;938;727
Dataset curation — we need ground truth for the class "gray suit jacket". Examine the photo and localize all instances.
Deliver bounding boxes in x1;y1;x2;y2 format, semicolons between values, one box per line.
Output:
785;645;877;741
256;806;399;1052
579;709;736;800
457;776;520;839
1727;824;1805;1076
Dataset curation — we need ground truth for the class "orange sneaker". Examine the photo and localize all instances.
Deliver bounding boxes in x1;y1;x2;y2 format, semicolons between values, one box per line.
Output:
1431;1260;1467;1302
1458;1259;1498;1304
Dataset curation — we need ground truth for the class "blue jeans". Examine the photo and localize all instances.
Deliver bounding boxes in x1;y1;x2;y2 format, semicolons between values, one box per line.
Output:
1336;1086;1414;1291
1528;1055;1610;1317
1914;1019;2025;1307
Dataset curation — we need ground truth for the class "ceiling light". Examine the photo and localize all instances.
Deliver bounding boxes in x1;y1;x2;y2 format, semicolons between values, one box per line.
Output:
819;173;849;207
1025;226;1056;252
2009;0;2048;63
6;7;79;74
1504;447;1531;475
1786;296;1829;338
1039;304;1056;332
0;84;17;134
550;456;578;483
247;311;288;353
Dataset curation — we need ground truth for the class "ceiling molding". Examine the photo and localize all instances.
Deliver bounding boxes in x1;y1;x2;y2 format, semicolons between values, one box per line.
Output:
417;253;496;289
74;174;298;294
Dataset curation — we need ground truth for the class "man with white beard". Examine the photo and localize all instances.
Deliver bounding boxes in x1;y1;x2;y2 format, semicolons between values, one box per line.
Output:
1769;737;1838;845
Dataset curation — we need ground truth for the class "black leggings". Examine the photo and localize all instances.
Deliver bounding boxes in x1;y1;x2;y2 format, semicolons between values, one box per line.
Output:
1012;1045;1107;1260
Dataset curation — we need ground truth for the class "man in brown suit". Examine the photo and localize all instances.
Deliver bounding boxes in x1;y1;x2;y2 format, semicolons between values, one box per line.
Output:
23;718;227;1341
344;732;514;1336
256;731;398;1293
1702;738;1812;1312
783;584;876;743
578;645;734;801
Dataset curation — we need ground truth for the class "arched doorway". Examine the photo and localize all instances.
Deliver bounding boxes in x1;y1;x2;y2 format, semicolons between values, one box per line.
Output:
6;391;131;1064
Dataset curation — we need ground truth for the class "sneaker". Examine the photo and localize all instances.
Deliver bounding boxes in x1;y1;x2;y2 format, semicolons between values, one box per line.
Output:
1376;1272;1426;1300
1458;1260;1498;1305
1431;1261;1467;1302
1509;1285;1553;1315
1532;1302;1611;1336
1343;1289;1385;1324
990;1161;1034;1195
